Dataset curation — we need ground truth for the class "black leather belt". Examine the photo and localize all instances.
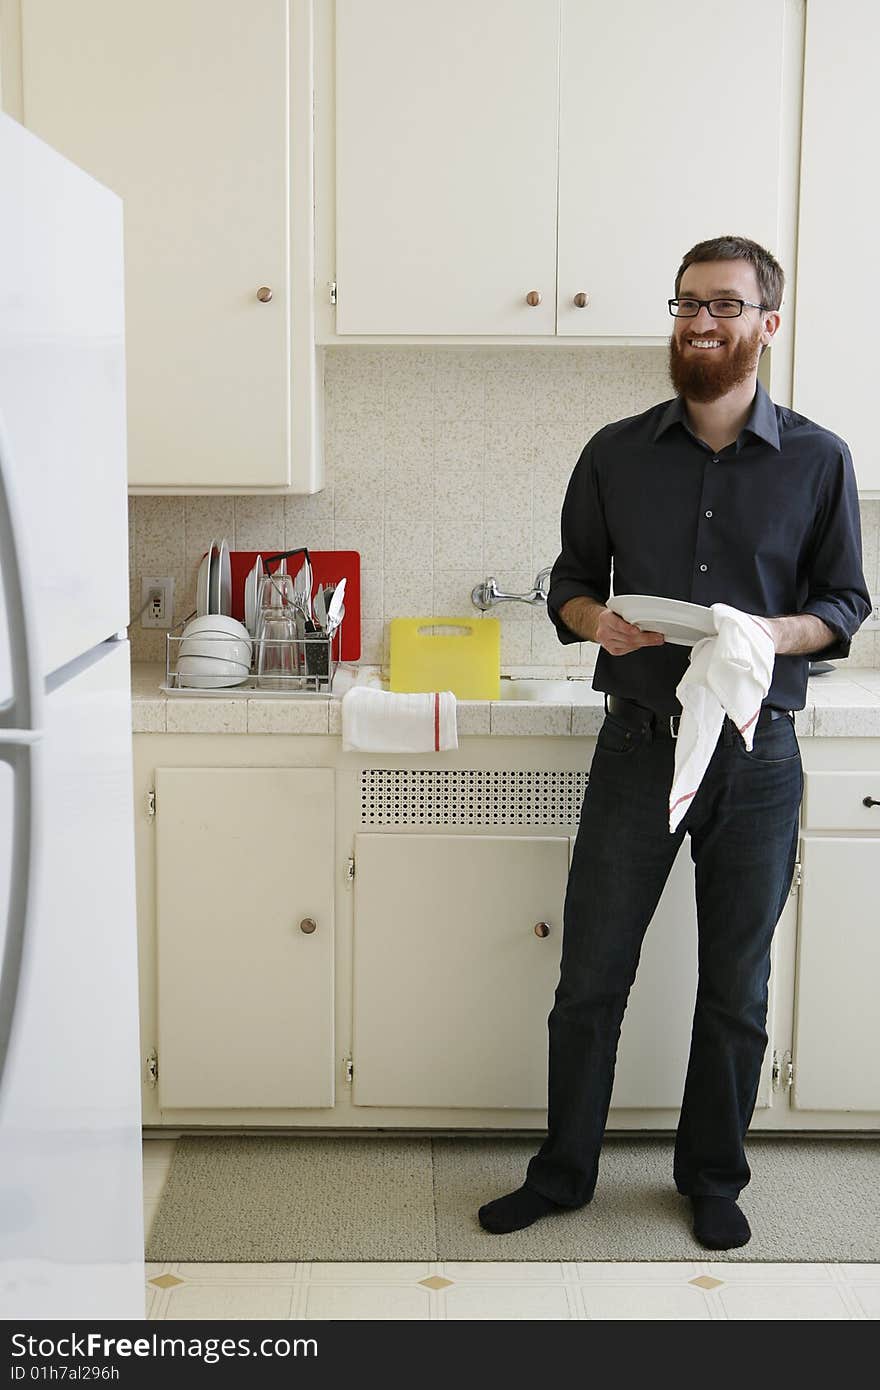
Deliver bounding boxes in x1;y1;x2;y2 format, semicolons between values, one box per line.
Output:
605;693;794;740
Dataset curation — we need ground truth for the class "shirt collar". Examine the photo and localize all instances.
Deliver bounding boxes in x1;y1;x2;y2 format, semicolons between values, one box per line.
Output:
652;379;781;452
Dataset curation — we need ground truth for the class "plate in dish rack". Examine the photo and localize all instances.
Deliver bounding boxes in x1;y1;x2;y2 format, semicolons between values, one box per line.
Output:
196;539;217;617
607;594;715;646
209;537;232;615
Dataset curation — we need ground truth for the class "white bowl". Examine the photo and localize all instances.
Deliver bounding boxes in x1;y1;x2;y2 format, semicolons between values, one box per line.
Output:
181;614;252;645
179;635;252;666
177;654;250;687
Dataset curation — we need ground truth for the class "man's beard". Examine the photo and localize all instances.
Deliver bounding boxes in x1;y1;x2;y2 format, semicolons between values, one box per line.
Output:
668;323;762;402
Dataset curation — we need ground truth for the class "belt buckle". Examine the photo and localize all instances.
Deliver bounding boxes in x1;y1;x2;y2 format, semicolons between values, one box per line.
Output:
669;714;680;739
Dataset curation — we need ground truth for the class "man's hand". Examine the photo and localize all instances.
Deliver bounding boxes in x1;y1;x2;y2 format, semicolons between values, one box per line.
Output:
559;597;666;655
596;608;666;656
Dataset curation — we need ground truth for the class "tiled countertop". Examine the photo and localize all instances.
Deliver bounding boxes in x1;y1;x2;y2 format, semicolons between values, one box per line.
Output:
131;662;880;737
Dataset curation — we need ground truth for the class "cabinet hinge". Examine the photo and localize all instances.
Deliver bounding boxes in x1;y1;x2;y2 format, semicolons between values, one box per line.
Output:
344;1056;353;1083
147;789;156;818
329;280;337;305
146;1049;159;1086
771;1049;793;1090
791;859;802;892
346;855;355;882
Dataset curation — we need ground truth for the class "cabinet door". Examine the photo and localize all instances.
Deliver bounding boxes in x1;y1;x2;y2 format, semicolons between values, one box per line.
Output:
791;838;880;1112
20;0;292;488
557;0;785;337
155;767;334;1108
353;832;779;1114
334;0;559;335
610;839;781;1112
352;834;568;1107
794;1;878;490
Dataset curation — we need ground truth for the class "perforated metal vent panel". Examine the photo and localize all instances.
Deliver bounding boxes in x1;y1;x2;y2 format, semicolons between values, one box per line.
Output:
360;769;589;826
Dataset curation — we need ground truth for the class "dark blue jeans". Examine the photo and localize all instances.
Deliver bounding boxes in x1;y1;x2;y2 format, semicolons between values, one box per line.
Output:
525;703;803;1207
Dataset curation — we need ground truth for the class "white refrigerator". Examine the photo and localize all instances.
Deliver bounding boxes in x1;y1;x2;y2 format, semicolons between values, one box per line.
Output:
0;113;145;1318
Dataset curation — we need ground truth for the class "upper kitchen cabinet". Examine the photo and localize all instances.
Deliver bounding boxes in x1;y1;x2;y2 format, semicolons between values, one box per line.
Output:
556;0;784;338
333;0;560;336
794;0;878;493
15;0;320;492
326;0;786;341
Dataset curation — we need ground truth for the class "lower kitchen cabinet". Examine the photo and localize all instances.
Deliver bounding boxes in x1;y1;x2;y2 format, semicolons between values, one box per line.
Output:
351;832;781;1112
792;770;880;1111
154;766;334;1108
351;834;569;1108
131;731;880;1130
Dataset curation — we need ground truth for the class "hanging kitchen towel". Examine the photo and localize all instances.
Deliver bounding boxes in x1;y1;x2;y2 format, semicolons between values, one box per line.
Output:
668;603;777;834
341;686;458;753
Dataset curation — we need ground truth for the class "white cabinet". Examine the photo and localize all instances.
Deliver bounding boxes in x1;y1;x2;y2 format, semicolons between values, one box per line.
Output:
793;0;879;492
154;766;335;1109
791;769;880;1111
334;0;559;337
130;731;877;1130
556;0;784;339
792;839;880;1111
16;0;319;492
610;840;780;1113
331;0;785;339
351;834;569;1107
351;832;779;1112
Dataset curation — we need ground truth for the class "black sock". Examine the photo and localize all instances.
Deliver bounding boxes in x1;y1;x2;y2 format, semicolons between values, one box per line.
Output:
690;1195;751;1250
478;1184;563;1234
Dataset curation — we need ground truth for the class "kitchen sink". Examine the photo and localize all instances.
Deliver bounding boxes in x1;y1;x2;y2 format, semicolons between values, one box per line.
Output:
496;678;602;704
360;675;603;703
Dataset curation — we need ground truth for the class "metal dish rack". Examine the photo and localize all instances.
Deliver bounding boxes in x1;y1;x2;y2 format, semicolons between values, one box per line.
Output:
162;617;343;697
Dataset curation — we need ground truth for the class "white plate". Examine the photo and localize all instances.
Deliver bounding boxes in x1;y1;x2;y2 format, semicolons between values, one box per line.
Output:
218;537;231;615
208;537;231;615
607;594;715;647
245;555;265;638
197;539;217;617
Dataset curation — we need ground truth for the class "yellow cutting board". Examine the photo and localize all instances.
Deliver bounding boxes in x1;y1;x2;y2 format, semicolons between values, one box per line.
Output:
389;616;500;699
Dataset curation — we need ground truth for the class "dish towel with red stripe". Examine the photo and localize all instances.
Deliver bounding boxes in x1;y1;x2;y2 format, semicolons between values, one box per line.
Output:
341;686;458;752
668;603;777;834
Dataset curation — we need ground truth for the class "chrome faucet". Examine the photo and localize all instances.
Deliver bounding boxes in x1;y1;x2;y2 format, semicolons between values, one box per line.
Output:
471;567;552;611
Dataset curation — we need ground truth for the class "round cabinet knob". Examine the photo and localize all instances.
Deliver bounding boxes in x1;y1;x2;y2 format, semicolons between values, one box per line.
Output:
533;921;551;938
256;286;273;303
299;917;317;934
573;292;589;308
525;290;542;306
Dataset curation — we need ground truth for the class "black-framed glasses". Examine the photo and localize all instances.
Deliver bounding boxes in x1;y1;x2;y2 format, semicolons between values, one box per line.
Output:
668;297;769;318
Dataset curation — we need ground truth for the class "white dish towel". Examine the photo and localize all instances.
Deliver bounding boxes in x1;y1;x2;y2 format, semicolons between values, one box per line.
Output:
668;603;777;834
341;686;458;752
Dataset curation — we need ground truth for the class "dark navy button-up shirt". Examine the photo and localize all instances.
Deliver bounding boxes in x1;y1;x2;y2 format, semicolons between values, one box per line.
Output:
547;380;871;714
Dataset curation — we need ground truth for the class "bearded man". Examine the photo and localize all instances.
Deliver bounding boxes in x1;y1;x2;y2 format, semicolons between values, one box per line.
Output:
478;235;871;1250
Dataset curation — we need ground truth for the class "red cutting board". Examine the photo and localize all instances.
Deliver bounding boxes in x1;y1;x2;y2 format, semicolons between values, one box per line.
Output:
226;549;361;660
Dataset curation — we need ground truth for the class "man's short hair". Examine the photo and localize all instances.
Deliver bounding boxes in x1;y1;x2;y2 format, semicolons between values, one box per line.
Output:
674;235;785;312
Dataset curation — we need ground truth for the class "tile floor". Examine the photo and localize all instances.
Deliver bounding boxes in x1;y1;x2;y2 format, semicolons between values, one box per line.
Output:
143;1139;879;1320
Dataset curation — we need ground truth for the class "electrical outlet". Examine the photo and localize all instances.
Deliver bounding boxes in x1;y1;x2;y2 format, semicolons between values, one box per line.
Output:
141;576;175;629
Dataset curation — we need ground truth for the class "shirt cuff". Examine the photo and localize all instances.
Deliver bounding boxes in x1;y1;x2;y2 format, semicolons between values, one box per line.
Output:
546;583;607;645
798;604;852;660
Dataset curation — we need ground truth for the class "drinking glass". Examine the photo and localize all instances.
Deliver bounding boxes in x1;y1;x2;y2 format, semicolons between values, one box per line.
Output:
256;611;299;689
258;572;296;613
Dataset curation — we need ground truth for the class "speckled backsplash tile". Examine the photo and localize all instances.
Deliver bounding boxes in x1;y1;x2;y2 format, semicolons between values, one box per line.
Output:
128;347;880;668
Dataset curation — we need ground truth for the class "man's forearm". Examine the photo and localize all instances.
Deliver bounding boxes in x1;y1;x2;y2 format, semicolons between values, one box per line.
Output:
558;596;606;644
766;614;836;655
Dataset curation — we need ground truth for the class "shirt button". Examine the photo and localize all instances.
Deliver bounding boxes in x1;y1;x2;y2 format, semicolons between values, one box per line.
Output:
712;456;720;463
699;564;708;572
705;510;713;518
